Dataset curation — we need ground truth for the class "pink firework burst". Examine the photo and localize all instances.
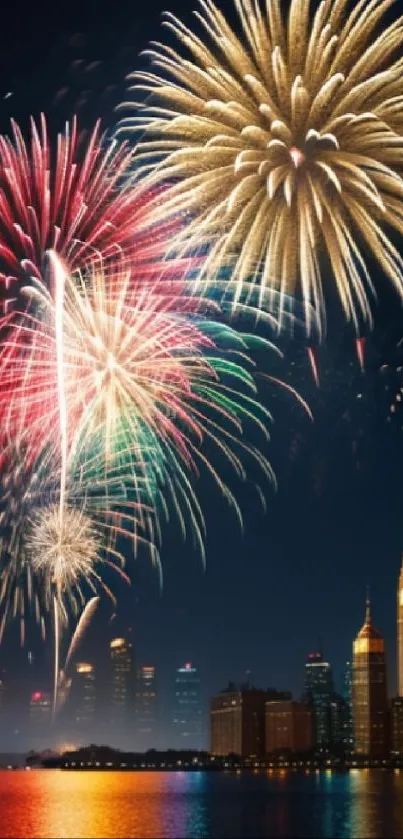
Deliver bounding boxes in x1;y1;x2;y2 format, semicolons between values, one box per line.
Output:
0;114;178;308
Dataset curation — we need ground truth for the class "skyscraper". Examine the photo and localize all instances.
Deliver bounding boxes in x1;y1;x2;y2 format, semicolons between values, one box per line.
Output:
303;651;333;746
135;666;158;750
73;663;96;729
398;558;403;696
110;637;135;735
342;661;354;751
352;597;388;757
173;663;202;749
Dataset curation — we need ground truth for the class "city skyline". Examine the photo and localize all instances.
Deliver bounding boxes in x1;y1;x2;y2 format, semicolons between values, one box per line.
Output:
1;571;402;755
0;0;402;750
0;0;402;837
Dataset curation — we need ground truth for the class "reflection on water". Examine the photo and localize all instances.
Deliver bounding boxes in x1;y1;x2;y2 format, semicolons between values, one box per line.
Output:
1;769;403;838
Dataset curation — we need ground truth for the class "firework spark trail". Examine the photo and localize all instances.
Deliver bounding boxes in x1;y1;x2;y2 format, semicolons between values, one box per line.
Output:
53;596;59;719
63;596;99;675
121;0;403;332
49;252;69;717
52;252;68;520
56;597;100;717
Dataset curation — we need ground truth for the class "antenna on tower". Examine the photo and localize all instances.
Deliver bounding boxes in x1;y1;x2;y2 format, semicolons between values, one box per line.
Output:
365;585;371;622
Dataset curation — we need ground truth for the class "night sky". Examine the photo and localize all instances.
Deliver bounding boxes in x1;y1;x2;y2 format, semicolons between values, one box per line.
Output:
0;0;403;748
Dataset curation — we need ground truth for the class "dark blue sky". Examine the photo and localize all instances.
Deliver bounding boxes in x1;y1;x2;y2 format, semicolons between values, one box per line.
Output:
0;0;402;734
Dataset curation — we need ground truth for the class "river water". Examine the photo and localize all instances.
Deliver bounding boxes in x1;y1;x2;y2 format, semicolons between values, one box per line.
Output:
1;769;403;838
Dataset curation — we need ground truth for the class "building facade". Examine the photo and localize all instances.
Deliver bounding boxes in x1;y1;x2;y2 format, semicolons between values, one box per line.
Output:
211;689;272;757
303;651;333;746
73;662;96;729
173;663;202;750
352;598;388;757
398;559;403;696
329;693;350;750
342;661;354;750
391;697;403;755
136;666;158;750
265;700;313;755
110;637;135;732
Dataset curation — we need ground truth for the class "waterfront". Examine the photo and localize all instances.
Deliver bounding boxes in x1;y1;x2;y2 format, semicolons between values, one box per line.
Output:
1;770;403;838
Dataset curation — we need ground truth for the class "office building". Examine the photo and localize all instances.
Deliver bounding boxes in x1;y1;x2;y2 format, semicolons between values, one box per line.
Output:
329;693;349;748
398;558;403;696
342;661;354;749
173;663;202;749
391;697;403;755
73;663;96;728
265;700;313;755
352;596;388;757
136;666;158;750
303;651;333;746
110;637;135;728
210;688;283;757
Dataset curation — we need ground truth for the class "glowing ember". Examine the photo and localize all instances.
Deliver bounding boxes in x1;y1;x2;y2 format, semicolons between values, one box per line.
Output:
289;147;304;168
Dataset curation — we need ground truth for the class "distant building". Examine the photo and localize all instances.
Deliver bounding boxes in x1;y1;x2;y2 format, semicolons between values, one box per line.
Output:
352;597;388;757
29;691;51;727
303;651;333;746
173;663;202;749
110;637;135;730
210;687;289;757
329;693;349;749
73;663;96;728
342;661;354;750
391;697;403;756
265;700;313;755
136;666;158;750
398;559;403;696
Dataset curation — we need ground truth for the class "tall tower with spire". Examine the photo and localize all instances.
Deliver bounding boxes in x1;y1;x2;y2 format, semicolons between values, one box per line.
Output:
397;559;403;696
352;594;388;757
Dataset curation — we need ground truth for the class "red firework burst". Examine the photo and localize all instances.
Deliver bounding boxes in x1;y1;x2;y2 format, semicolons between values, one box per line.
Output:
0;114;179;308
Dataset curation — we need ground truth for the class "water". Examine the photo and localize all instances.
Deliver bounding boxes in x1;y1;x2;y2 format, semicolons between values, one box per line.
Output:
1;769;403;838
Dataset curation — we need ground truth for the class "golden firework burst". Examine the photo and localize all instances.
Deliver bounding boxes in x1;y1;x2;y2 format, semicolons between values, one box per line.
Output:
123;0;403;332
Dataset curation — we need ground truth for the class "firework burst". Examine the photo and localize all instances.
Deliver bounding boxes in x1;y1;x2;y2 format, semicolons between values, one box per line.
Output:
27;505;102;598
0;114;181;310
0;443;144;644
123;0;403;331
0;253;276;560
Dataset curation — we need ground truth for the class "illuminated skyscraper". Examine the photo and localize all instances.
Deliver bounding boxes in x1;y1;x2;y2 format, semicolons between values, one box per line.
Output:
110;637;135;730
173;663;202;749
398;559;403;696
135;666;158;749
352;597;388;757
303;651;333;746
73;663;96;728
